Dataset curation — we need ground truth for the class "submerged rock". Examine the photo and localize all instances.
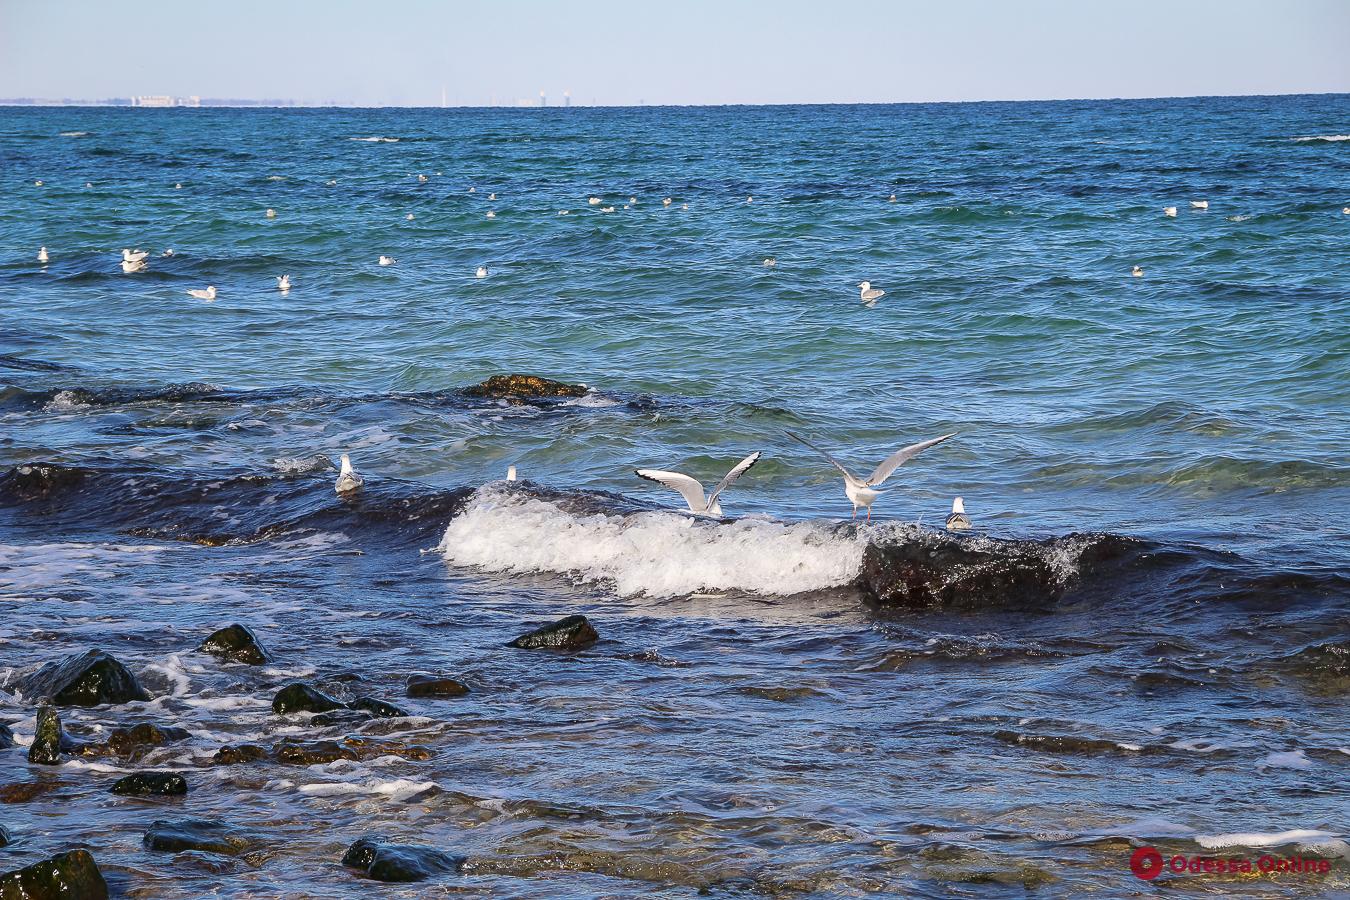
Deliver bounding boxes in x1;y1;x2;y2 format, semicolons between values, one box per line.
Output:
347;697;409;718
461;374;587;402
272;682;344;715
0;849;108;899
406;675;469;698
0;781;65;804
342;836;464;883
18;649;151;707
198;624;270;665
0;463;87;501
0;723;14;749
507;615;599;650
212;744;269;766
143;818;263;856
94;722;190;759
28;707;79;765
110;772;188;796
0;825;10;847
273;739;358;766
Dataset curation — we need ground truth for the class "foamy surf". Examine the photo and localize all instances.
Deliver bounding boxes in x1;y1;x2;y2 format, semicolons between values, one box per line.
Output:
350;136;400;142
437;485;867;597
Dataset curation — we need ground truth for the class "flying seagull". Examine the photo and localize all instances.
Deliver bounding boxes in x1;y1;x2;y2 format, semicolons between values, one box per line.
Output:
785;430;956;520
635;451;761;518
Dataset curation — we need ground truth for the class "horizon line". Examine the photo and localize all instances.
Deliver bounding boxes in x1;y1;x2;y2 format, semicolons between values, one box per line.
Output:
1;90;1346;110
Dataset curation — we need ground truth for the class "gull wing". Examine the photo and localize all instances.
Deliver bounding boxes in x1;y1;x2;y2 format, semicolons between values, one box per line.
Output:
865;433;957;486
784;431;858;483
706;451;761;510
635;469;707;513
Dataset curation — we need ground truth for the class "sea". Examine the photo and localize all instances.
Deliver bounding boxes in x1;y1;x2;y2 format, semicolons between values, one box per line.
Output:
0;95;1347;897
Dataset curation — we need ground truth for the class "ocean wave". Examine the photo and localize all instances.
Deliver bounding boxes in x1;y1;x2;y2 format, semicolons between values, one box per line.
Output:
1292;134;1350;142
350;136;400;143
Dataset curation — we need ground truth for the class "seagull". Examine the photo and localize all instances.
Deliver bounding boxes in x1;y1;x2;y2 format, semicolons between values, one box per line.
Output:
335;453;363;494
406;213;415;220
888;194;897;202
763;257;777;267
945;497;971;531
379;256;396;266
162;248;174;257
558;209;570;215
506;465;517;482
859;281;885;303
1191;200;1208;209
187;286;217;300
486;210;496;218
277;275;291;292
34;180;43;187
662;197;672;207
121;259;147;274
175;182;183;189
85;182;93;188
37;247;49;263
600;206;614;212
681;203;688;210
588;196;602;205
468;187;476;193
122;249;149;263
488;192;496;200
1132;265;1144;277
418;174;428;183
785;430;957;521
635;451;761;518
327;179;337;186
746;196;753;203
1164;206;1177;217
266;208;276;218
629;196;637;204
1343;207;1349;215
475;266;488;278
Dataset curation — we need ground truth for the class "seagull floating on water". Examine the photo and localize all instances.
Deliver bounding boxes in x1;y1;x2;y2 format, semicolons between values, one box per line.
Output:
785;430;956;521
558;209;570;215
1191;200;1208;209
588;197;602;205
488;192;496;200
486;210;496;218
122;249;149;263
859;281;885;304
121;259;146;274
600;206;614;213
1132;265;1144;277
379;255;396;266
468;187;476;193
335;453;363;494
1342;207;1349;215
629;197;637;204
681;203;688;210
162;248;174;257
265;208;276;218
1164;206;1177;217
475;266;488;278
945;497;972;531
763;257;777;267
406;213;415;221
186;286;217;300
37;247;49;263
662;197;672;207
277;275;291;292
888;194;897;202
327;179;337;186
746;196;753;203
417;174;428;183
636;451;761;518
34;180;43;187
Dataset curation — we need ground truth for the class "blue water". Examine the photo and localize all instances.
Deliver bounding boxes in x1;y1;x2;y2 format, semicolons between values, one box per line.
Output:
0;96;1347;897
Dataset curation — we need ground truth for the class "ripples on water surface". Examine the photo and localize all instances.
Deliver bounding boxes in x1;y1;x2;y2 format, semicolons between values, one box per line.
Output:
0;96;1347;897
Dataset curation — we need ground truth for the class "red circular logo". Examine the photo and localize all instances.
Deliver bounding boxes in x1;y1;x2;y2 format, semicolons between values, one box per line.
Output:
1130;846;1164;880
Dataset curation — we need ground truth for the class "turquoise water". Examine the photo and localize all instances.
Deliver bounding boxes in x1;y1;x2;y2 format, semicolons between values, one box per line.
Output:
1;97;1348;896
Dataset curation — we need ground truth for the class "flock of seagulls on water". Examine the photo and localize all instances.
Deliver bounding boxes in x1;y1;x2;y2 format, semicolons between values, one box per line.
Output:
334;430;969;528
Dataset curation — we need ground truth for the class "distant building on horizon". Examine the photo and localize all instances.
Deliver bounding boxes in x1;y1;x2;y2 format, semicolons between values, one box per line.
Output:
131;95;200;108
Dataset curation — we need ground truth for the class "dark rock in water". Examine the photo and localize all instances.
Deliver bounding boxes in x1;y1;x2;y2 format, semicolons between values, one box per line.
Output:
272;682;344;715
0;848;108;899
461;374;587;402
406;675;469;698
993;730;1154;755
212;744;268;766
95;722;190;758
0;723;14;749
347;697;409;718
337;735;435;762
273;739;359;765
28;707;79;765
507;615;599;650
198;624;270;665
110;772;188;797
342;836;464;883
0;781;65;804
0;825;10;847
310;709;373;728
143;818;262;856
0;463;87;501
18;649;151;707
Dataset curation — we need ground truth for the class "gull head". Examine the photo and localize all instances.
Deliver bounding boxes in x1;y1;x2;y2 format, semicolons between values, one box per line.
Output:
952;497;965;514
858;281;871;290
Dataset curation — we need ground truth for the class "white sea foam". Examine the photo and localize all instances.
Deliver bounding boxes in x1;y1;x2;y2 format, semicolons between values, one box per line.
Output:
1196;830;1348;855
44;391;93;412
1292;134;1350;142
298;777;438;802
437;486;866;597
59;131;89;137
350;136;400;142
1259;749;1314;770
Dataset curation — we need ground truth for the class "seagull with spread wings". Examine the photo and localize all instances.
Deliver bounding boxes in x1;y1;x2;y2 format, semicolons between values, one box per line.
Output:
785;430;956;521
635;451;761;518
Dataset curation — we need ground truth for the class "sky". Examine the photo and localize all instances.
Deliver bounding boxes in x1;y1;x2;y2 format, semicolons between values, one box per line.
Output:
1;0;1347;106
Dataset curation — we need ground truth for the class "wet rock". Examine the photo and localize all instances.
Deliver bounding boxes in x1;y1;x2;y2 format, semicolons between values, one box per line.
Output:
993;730;1154;755
309;709;373;728
342;836;464;883
0;723;13;749
0;848;108;899
507;614;599;650
0;781;64;804
94;722;190;759
0;825;10;847
198;624;269;665
405;675;469;698
272;682;344;715
272;739;358;766
462;373;587;402
18;649;151;707
0;463;87;501
337;735;435;762
212;744;269;766
28;707;80;765
110;772;188;797
347;697;409;718
143;818;263;856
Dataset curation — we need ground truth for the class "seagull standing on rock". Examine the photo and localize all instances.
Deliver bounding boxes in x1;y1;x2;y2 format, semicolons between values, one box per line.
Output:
636;451;761;518
785;430;956;521
946;497;972;531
